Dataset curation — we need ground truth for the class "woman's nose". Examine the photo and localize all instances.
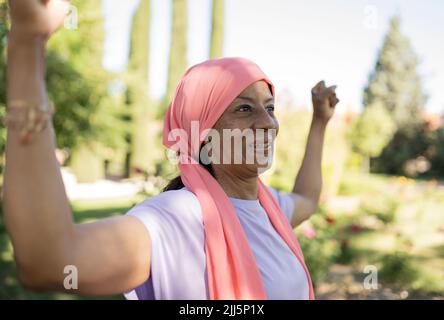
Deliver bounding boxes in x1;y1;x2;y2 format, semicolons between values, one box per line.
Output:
252;106;278;131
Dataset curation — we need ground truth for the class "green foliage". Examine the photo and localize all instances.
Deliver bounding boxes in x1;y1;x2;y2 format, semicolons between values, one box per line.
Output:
363;16;427;128
362;16;432;177
129;0;150;82
371;121;434;176
46;51;128;151
43;1;130;182
0;1;128;162
296;206;368;284
296;208;341;284
428;127;444;176
349;102;396;158
378;252;418;286
47;0;128;152
210;0;224;59
161;0;188;118
127;0;163;176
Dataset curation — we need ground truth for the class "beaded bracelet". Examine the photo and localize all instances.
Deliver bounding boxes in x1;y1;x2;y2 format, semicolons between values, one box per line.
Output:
3;100;54;145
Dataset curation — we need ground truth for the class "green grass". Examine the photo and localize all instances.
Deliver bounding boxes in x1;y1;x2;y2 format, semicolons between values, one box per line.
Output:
0;194;145;300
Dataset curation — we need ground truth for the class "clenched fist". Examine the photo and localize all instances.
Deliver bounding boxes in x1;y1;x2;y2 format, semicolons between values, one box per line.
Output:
8;0;70;40
311;80;339;123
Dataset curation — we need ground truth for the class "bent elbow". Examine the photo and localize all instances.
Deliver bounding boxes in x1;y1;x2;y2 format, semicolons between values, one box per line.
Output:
17;262;59;292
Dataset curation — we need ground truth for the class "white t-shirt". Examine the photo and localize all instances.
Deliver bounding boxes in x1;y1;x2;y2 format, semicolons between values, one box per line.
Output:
124;186;310;300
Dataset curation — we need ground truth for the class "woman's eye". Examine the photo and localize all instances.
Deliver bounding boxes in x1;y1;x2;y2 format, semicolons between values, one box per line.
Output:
266;104;275;112
238;105;252;112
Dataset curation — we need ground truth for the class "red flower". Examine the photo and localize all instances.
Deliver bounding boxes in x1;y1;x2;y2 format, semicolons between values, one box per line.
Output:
350;225;362;233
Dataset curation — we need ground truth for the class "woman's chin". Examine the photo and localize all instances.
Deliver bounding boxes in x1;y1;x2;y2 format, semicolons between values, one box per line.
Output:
243;158;274;175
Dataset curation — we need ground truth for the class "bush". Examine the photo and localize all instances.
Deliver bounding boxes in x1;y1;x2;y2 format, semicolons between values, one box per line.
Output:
296;207;342;284
371;122;434;177
298;229;341;285
378;251;418;286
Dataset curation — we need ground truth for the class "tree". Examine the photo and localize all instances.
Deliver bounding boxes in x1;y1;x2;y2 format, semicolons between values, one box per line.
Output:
160;0;188;118
127;0;162;177
363;16;427;128
349;103;396;172
0;1;127;183
364;16;429;176
209;0;224;59
47;0;129;182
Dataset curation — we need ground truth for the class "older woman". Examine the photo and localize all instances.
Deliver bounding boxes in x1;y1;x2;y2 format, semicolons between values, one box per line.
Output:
3;0;339;300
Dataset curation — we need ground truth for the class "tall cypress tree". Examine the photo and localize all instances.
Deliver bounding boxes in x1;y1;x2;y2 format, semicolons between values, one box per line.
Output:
128;0;161;177
159;0;188;119
365;16;429;175
363;16;427;128
209;0;224;59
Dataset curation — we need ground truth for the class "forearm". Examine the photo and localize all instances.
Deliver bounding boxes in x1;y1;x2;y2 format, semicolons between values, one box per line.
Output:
3;35;74;284
292;117;327;204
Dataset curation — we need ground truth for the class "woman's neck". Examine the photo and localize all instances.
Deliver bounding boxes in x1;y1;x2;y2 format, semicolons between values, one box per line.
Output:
212;167;259;200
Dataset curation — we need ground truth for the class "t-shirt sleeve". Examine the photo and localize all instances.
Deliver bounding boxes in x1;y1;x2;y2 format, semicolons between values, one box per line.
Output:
267;186;295;224
123;189;208;300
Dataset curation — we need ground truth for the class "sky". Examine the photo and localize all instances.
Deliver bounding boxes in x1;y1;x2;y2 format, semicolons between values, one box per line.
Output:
101;0;444;114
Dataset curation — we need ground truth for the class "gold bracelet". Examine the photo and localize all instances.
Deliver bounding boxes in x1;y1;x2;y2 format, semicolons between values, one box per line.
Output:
4;100;54;145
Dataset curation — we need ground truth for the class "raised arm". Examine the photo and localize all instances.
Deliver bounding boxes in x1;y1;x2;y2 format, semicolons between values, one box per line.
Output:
290;81;339;228
3;0;151;295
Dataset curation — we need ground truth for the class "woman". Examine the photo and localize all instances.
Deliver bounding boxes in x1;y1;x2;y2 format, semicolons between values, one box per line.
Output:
3;0;339;300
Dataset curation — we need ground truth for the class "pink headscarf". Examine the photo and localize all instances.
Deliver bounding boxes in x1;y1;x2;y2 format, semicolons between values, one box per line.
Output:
163;57;314;300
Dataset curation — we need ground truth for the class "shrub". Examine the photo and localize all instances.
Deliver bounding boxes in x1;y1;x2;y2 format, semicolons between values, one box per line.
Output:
378;251;418;286
296;207;342;284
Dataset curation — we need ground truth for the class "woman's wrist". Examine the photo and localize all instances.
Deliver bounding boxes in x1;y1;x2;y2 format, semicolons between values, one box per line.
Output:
311;116;329;130
7;29;48;101
6;26;52;145
8;27;48;51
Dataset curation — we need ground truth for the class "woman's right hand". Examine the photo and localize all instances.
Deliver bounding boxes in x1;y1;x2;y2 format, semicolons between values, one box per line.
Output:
8;0;71;41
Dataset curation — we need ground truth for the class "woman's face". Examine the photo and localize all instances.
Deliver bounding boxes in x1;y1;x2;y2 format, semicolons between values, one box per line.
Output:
203;80;279;176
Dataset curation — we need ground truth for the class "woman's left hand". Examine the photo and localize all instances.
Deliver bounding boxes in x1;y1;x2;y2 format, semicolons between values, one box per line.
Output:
311;80;339;123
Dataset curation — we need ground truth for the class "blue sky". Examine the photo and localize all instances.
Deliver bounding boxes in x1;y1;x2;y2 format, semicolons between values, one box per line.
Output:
101;0;444;114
